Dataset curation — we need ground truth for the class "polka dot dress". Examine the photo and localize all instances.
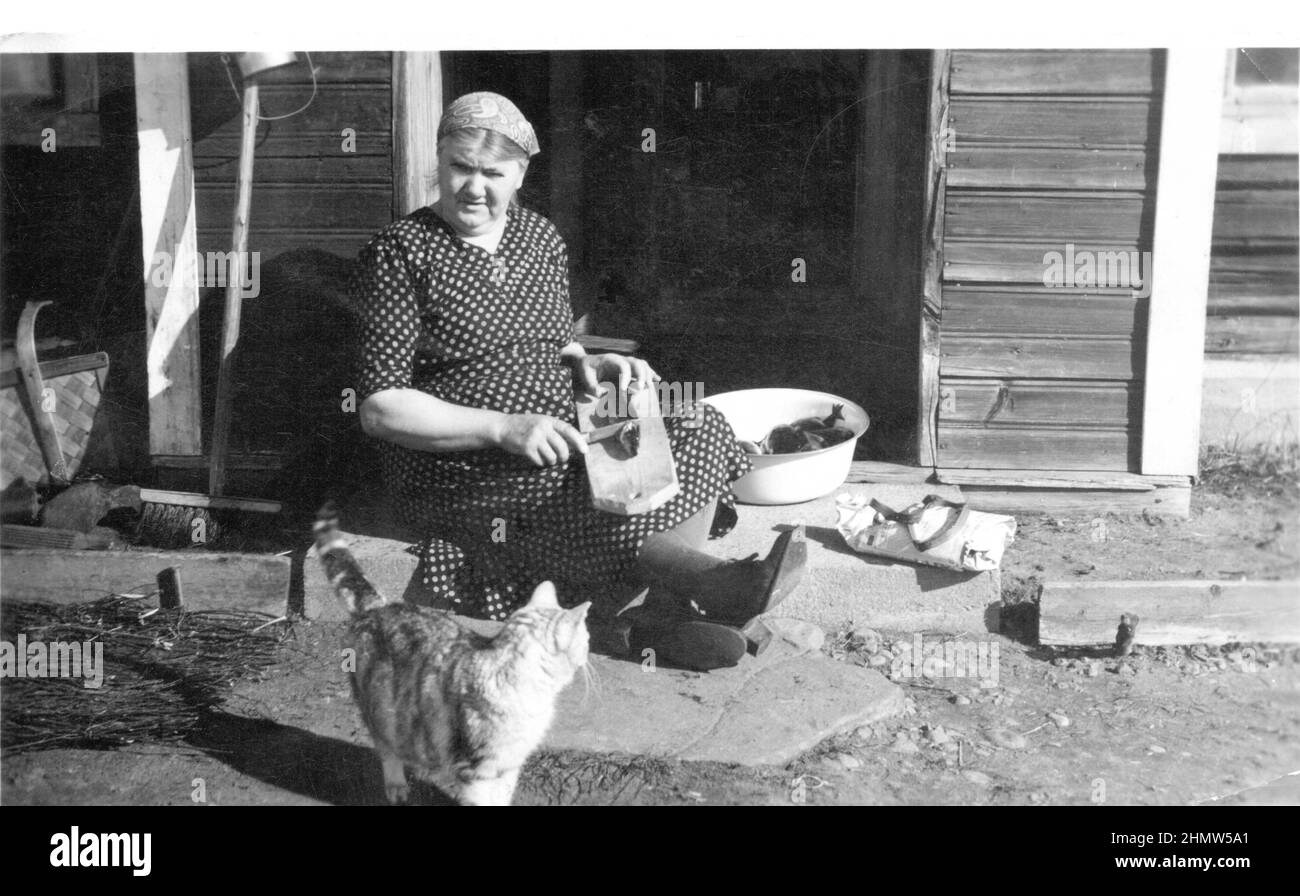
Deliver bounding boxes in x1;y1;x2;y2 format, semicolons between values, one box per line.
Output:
352;204;752;620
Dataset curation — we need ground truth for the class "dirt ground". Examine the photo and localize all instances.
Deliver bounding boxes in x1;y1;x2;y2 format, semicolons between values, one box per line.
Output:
3;461;1298;806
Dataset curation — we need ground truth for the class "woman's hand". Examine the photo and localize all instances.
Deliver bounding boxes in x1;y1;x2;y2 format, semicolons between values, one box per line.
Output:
572;352;660;400
496;413;589;467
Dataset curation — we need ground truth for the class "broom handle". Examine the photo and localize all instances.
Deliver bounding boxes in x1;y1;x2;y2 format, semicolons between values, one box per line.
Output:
209;81;259;497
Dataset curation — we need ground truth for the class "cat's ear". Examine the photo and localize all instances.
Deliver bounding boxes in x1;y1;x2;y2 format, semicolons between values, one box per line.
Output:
569;601;591;619
526;580;560;609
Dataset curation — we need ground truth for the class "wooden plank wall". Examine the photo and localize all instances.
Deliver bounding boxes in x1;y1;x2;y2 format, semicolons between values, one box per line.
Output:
938;50;1163;471
1207;155;1299;355
190;52;392;261
175;52;392;469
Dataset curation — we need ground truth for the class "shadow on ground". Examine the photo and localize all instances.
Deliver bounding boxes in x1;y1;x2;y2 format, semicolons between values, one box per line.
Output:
186;711;457;806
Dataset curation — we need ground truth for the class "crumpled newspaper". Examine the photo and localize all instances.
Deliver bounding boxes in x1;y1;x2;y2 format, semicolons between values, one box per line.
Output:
835;492;1016;572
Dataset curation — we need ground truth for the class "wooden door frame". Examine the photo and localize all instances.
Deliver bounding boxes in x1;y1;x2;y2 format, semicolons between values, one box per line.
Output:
1140;49;1228;476
134;52;203;460
393;52;443;217
917;49;950;469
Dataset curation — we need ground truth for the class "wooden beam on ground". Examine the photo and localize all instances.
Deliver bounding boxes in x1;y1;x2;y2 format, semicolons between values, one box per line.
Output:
1140;50;1229;475
393;51;442;217
1040;580;1300;646
134;53;203;458
0;550;290;617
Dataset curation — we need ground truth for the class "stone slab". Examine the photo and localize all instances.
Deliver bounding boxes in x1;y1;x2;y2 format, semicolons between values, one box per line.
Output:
547;618;905;766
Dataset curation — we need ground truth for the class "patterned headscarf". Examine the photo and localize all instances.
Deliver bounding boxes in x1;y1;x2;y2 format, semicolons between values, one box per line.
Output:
437;92;540;157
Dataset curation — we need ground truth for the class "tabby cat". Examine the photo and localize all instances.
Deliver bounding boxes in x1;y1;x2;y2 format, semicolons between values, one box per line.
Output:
314;509;590;806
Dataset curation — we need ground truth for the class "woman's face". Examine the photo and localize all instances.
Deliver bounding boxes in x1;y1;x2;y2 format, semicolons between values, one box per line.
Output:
435;143;526;237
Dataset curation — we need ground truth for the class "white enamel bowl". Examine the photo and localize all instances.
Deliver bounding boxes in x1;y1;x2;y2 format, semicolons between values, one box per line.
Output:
704;388;869;505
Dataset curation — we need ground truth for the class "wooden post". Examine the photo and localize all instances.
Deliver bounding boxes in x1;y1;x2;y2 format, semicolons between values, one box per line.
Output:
207;80;259;497
1141;50;1229;476
393;52;443;217
134;53;203;459
917;50;951;468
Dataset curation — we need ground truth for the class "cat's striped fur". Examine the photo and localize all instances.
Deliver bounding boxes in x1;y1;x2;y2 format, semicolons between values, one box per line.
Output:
314;506;590;806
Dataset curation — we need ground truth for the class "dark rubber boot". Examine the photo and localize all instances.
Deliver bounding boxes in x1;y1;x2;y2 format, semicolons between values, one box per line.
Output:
636;525;808;626
626;614;748;672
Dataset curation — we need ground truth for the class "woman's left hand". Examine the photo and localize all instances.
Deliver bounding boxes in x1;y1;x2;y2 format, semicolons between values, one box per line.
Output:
572;352;660;399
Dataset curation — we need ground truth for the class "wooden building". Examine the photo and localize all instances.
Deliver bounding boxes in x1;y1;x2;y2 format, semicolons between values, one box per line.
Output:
3;49;1294;516
1203;49;1299;449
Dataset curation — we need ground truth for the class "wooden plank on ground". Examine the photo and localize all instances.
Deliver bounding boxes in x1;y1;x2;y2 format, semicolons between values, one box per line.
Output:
950;50;1159;95
0;550;291;616
1040;580;1300;645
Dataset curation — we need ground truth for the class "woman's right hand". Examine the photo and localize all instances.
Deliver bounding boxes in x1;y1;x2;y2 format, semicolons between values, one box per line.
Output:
496;413;589;467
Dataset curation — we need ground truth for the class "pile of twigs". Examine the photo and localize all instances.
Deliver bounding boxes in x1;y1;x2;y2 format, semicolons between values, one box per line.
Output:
1;595;292;754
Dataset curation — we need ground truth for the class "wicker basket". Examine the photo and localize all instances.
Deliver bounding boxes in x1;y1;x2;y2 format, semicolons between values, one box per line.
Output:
0;352;110;489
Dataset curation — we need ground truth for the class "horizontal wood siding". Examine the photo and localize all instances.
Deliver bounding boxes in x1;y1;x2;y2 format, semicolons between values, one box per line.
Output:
1207;155;1299;355
940;50;1162;471
182;52;392;461
190;52;392;264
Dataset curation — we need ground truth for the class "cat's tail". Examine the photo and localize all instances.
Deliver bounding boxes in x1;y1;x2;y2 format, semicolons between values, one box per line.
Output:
314;502;389;615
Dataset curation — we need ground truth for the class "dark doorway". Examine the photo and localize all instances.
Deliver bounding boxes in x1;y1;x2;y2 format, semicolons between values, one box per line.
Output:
443;50;930;460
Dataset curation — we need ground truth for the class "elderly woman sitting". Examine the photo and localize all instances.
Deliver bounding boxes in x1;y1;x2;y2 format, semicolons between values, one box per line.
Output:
351;92;807;671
